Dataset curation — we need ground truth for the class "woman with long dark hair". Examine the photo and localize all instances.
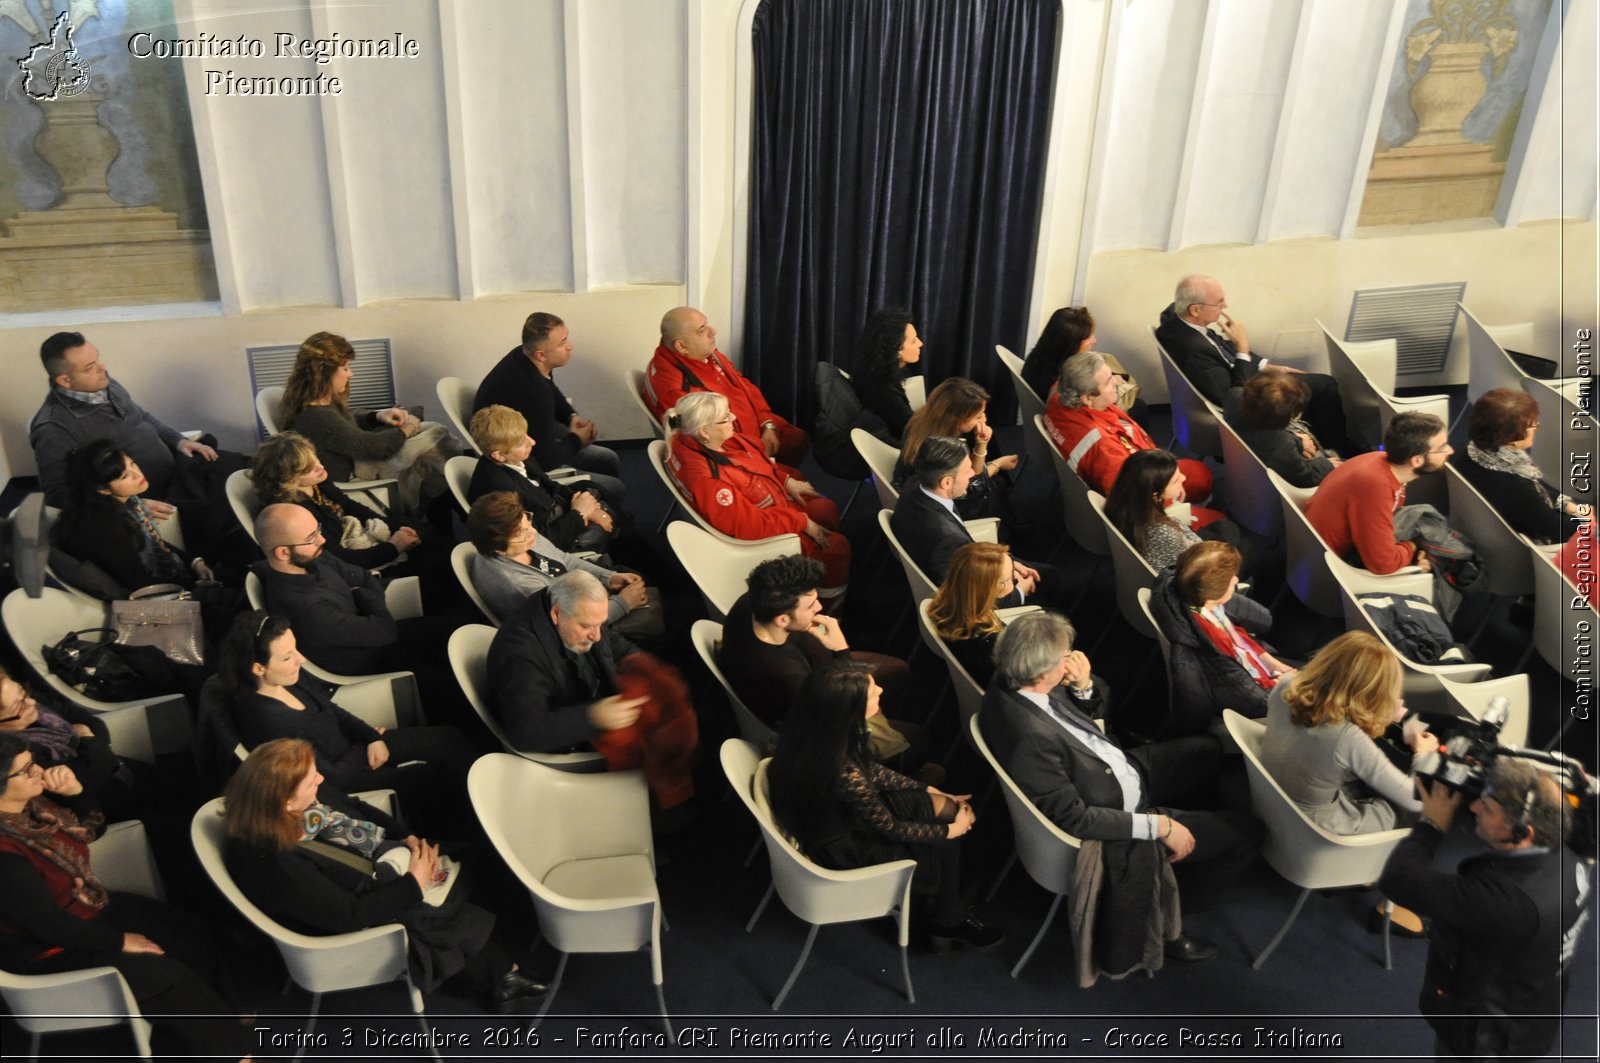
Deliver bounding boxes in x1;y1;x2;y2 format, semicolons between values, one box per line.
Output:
1020;305;1148;425
765;664;1000;952
849;309;923;442
1104;450;1239;572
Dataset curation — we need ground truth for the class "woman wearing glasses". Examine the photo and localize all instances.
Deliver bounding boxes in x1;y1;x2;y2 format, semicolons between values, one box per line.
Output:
0;731;250;1059
0;667;135;817
1457;388;1591;544
667;391;851;605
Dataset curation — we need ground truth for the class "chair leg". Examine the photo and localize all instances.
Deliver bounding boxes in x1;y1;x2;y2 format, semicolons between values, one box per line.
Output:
27;1030;40;1061
742;834;763;869
984;850;1018;905
771;923;819;1011
899;942;916;1004
294;992;323;1062
1381;897;1394;971
1251;887;1312;969
1011;892;1065;979
838;480;865;522
655;979;673;1039
746;881;775;932
530;952;568;1028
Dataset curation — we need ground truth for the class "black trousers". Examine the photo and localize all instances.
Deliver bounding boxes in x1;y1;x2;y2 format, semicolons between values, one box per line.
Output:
24;892;251;1060
1131;735;1264;906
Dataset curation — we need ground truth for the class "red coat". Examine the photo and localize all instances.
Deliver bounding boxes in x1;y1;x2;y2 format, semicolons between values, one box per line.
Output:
668;431;808;540
645;343;786;433
1043;393;1215;502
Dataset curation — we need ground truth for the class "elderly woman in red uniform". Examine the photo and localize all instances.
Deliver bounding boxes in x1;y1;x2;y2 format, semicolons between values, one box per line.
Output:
1044;350;1221;523
667;391;850;603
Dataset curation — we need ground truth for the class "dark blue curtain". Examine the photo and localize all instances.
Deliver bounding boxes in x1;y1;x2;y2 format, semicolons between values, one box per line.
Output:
745;0;1059;425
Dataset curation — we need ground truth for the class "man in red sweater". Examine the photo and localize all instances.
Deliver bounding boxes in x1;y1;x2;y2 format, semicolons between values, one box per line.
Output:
644;306;809;465
1305;412;1451;574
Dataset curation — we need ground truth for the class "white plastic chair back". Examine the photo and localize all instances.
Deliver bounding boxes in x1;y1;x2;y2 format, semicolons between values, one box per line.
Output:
256;385;285;436
969;716;1081;892
1442;463;1534;596
1529;540;1597;683
1523;375;1595;499
1269;469;1343;617
1034;414;1110;555
917;599;985;739
667;522;798;622
435;376;481;454
852;428;902;510
451;541;502;626
1216;418;1283;539
225;468;262;544
444;454;476;514
878;509;938;605
1457;303;1534;401
1317;321;1450;449
1090;493;1158;638
447;624;605;770
646;440;801;551
628;369;666;439
1437;672;1530;749
904;374;927;412
1150;327;1222;457
996;344;1053;473
690;620;776;746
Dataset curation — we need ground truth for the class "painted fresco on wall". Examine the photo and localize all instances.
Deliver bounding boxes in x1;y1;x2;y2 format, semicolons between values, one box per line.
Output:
0;0;215;311
1358;0;1553;227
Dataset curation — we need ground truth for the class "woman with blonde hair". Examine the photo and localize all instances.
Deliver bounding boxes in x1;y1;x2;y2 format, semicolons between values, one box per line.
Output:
222;738;546;1009
895;378;1017;520
280;331;455;517
927;541;1014;687
1260;632;1439;835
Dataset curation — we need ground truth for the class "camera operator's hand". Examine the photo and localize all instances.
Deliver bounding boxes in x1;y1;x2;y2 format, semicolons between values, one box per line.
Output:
1417;778;1465;833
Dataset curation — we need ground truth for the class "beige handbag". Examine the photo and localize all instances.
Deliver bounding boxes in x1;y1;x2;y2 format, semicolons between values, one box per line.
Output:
112;583;205;667
1101;353;1142;410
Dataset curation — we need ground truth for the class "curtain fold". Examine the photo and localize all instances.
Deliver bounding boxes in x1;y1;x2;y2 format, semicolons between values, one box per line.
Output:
746;0;1059;425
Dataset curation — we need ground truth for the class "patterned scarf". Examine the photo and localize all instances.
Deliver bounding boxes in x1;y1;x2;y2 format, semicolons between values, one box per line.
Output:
1466;442;1567;510
300;803;387;858
0;798;108;912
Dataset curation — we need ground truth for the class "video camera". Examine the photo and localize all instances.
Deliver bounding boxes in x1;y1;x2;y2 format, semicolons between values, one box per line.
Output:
1412;697;1597;858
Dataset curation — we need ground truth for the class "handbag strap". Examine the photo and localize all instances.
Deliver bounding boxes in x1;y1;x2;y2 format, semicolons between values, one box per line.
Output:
127;583;191;601
298;838;378;878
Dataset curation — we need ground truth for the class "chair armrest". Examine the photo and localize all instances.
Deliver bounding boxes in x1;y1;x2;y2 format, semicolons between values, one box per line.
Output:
90;821;163;899
996;605;1043;624
337;478;397;513
964;518;1002;544
351;789;398;816
330;677;401;731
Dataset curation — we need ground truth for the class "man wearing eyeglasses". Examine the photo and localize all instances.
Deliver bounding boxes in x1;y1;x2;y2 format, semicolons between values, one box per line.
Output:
1155;274;1353;456
1305;412;1452;575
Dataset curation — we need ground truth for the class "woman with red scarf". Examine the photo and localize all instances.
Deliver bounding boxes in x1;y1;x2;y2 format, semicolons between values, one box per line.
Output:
667;391;850;602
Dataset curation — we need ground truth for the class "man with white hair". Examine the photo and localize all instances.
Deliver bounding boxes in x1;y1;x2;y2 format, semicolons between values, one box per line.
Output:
1155;274;1352;455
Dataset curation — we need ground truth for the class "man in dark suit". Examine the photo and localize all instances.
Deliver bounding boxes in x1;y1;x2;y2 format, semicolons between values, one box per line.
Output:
487;571;647;754
979;612;1262;968
888;435;1051;607
1154;273;1353;455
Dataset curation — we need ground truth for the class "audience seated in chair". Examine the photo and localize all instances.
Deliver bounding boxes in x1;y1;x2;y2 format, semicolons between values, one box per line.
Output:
1227;372;1339;489
1457;388;1590;545
474;310;626;496
848;308;923;443
667;391;849;604
0;732;251;1059
467;405;620;554
216;611;480;839
926;541;1016;688
895;378;1017;523
766;664;1000;953
1104;449;1239;574
220;738;547;1010
1021;305;1149;428
979;612;1262;976
645;305;808;464
1147;542;1295;739
1154;273;1352;455
719;556;928;774
1045;351;1216;504
466;492;662;640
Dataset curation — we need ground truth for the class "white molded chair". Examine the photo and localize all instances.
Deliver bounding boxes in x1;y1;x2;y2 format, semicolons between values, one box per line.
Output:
1526;539;1596;683
1437;672;1530;749
1442;463;1535;596
190;795;437;1059
645;440;803;552
969;715;1083;979
852;428;903;511
0;821;162;1060
628;369;667;439
451;541;503;626
996;344;1054;476
254;385;399;511
1325;550;1492;712
1150;327;1223;458
1090;493;1158;639
876;509;1000;610
1222;709;1410;970
225;468;262;544
1;588;186;762
1317;321;1450;451
1268;468;1422;618
468;753;669;1032
447;624;605;771
918;599;986;741
1217;419;1285;540
1136;586;1179;728
1034;414;1110;556
904;373;927;412
720;739;915;1010
1456;304;1537;407
690;620;776;747
1523;375;1597;499
256;384;286;436
444;454;476;515
667;522;799;622
435;375;482;454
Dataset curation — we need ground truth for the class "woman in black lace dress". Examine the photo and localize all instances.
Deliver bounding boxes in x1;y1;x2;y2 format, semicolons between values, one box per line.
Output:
764;664;1001;952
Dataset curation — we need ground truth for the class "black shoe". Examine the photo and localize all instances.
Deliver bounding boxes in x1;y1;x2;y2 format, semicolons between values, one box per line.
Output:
491;969;549;1012
1163;934;1217;963
928;912;1005;954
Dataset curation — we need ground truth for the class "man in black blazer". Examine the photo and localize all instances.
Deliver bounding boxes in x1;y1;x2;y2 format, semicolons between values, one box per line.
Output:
1154;273;1353;455
487;572;646;754
979;612;1262;965
888;435;1049;608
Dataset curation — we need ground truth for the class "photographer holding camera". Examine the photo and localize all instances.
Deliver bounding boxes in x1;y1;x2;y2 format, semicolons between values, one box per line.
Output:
1378;758;1592;1060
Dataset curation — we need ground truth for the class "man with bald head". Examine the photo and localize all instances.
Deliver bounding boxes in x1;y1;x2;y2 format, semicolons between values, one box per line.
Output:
643;305;809;465
1155;274;1352;455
